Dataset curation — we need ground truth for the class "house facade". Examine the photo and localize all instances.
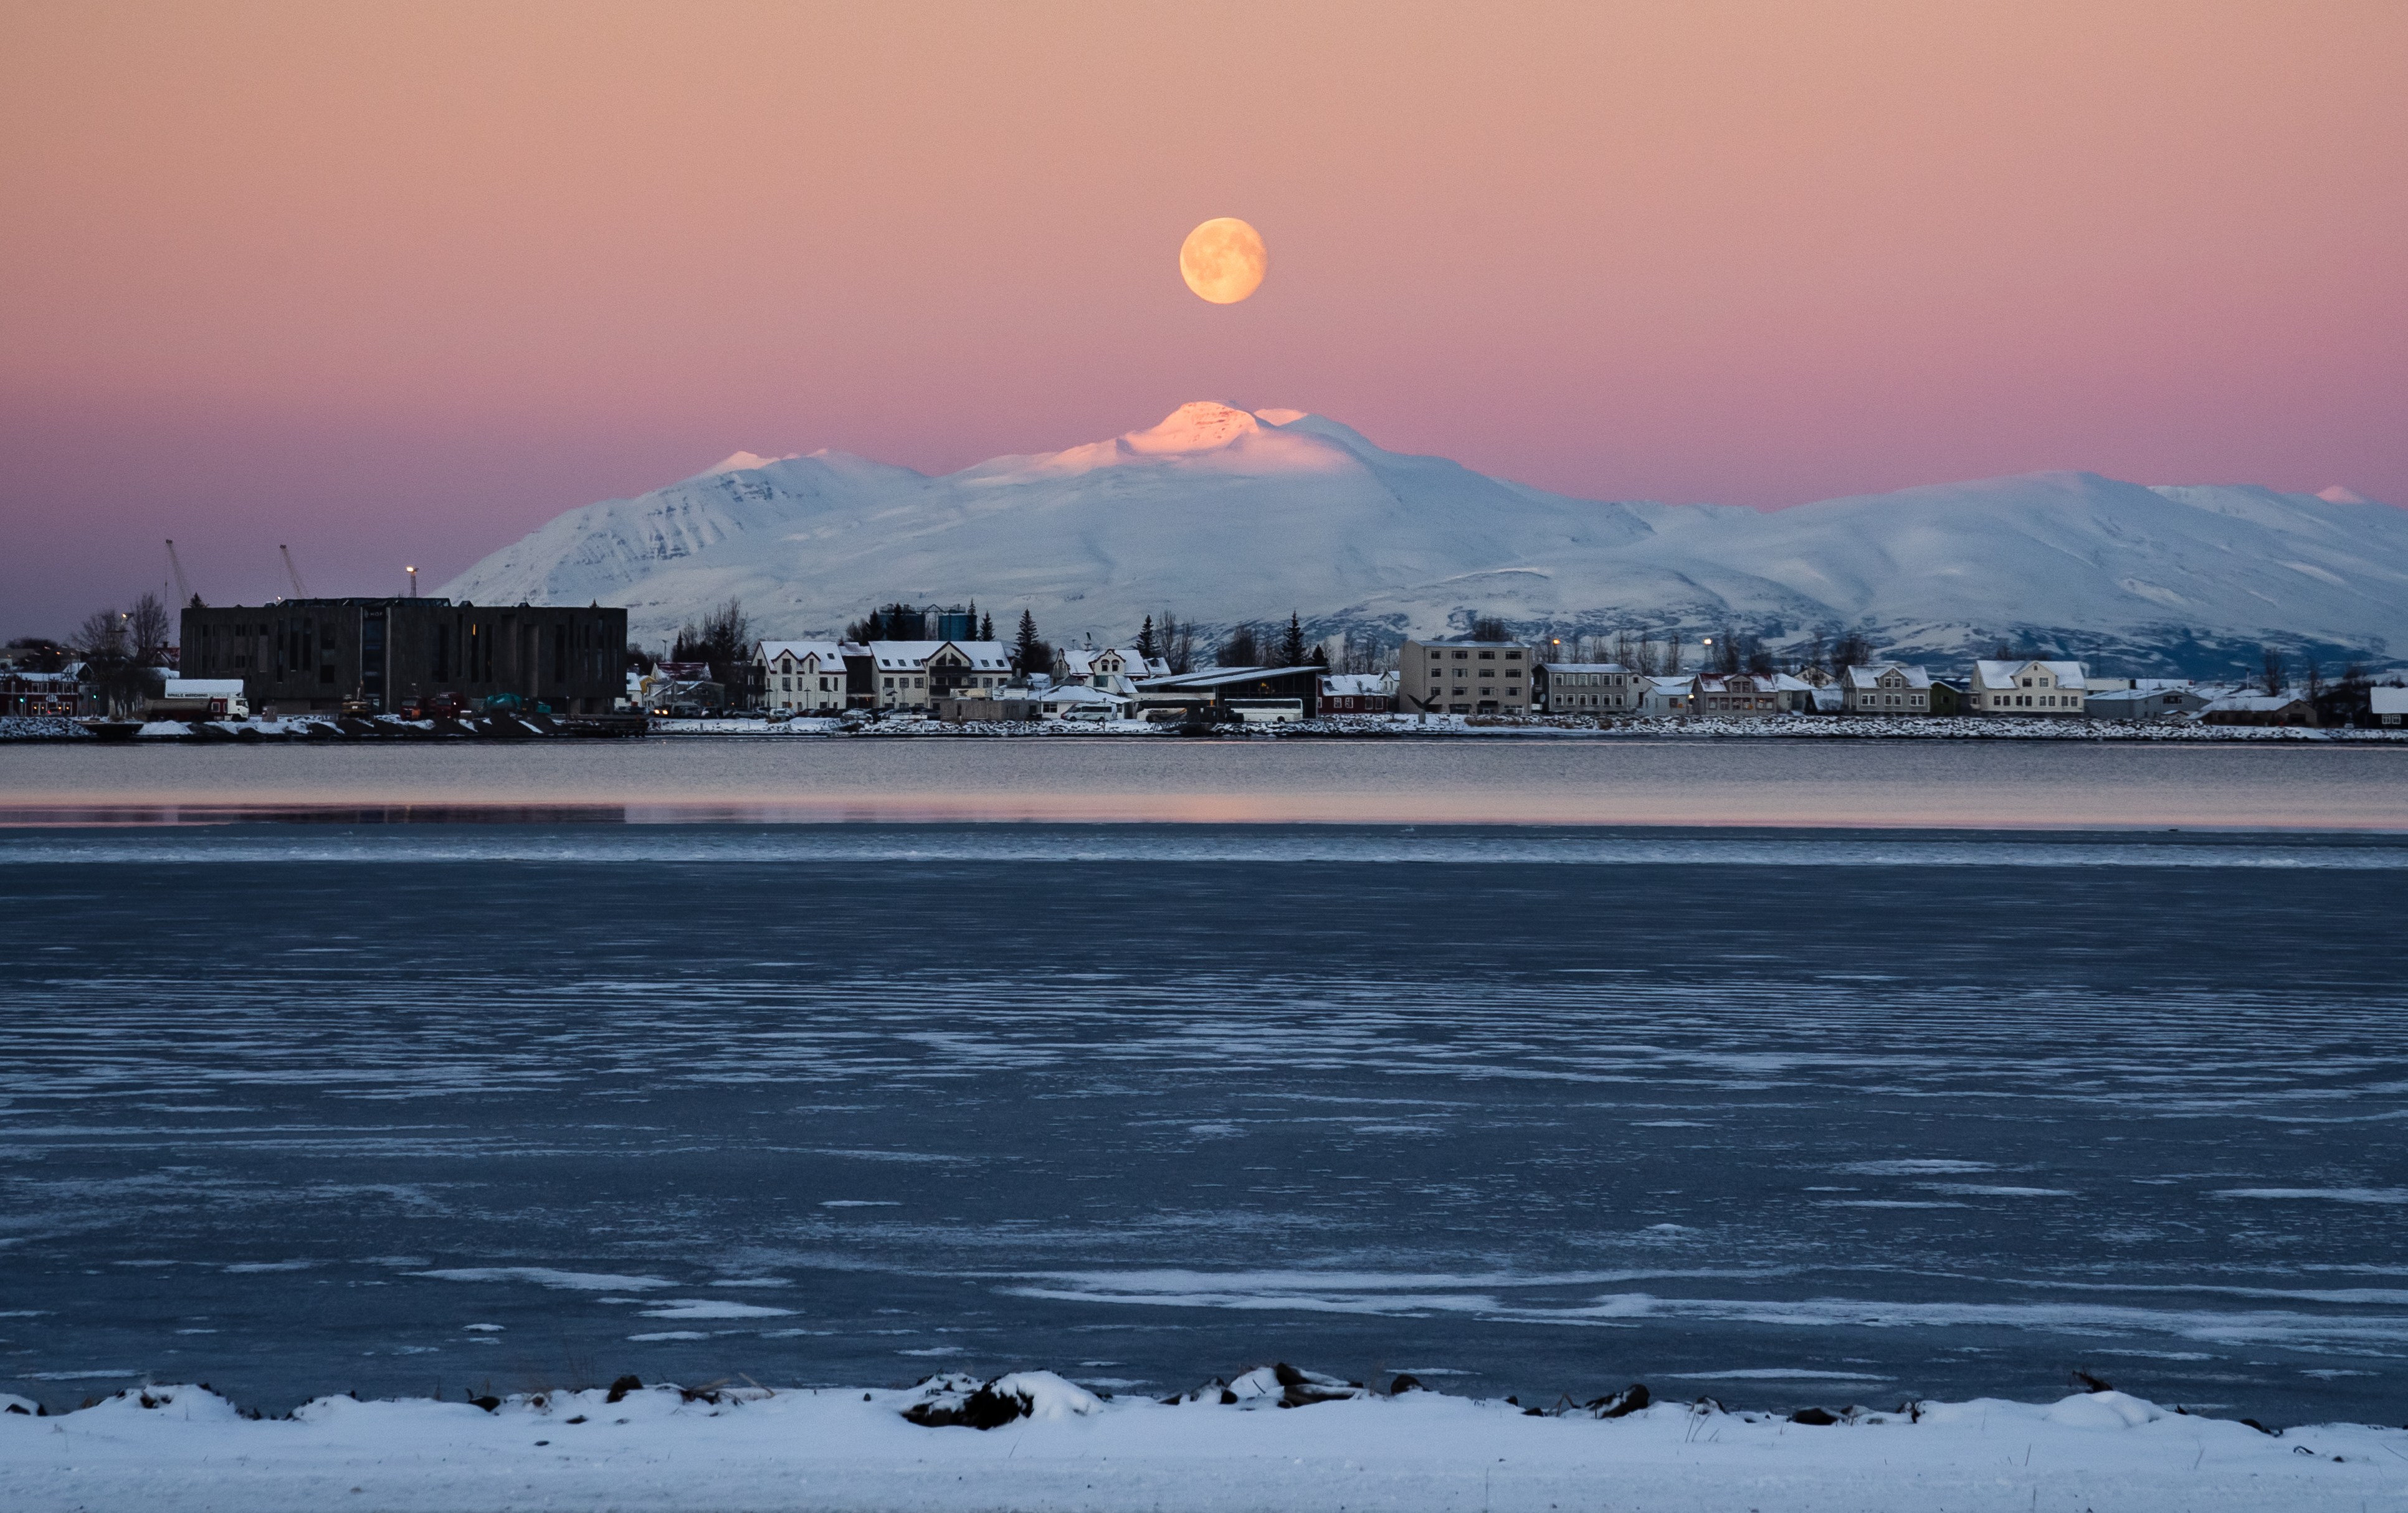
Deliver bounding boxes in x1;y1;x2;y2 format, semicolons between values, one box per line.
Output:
1318;671;1397;714
1689;671;1779;718
1533;662;1637;714
1399;638;1531;714
1057;645;1171;694
2087;685;2209;721
1841;663;1934;715
865;640;1014;711
1969;660;2089;717
1636;676;1692;717
2201;693;2319;726
753;641;850;714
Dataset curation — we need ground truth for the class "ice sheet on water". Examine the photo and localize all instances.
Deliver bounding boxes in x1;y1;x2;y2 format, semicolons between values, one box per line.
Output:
413;1266;675;1291
2212;1187;2408;1204
635;1299;795;1319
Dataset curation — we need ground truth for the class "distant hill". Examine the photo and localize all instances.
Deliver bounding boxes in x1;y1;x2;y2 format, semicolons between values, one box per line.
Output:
440;402;2408;676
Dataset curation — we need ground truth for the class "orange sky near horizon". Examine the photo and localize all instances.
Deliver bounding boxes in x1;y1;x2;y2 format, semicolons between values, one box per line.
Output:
1;1;2402;628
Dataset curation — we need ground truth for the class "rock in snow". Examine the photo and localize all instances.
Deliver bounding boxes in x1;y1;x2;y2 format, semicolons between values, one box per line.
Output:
5;1377;2401;1513
439;402;2408;671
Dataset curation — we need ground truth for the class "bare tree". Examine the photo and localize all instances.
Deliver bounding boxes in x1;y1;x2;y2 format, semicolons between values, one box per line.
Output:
1157;612;1196;674
126;592;172;665
1217;623;1260;667
2260;645;2287;694
73;605;155;717
673;598;753;703
1470;615;1508;642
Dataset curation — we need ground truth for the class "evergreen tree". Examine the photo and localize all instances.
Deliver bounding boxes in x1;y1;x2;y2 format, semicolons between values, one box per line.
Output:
979;612;994;642
1277;611;1307;666
1014;610;1042;675
1135;615;1158;660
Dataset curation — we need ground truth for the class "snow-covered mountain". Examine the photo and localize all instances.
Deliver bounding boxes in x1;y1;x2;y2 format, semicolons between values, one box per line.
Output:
440;402;2408;674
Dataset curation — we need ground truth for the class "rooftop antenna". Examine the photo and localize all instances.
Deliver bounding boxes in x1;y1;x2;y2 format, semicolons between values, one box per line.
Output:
279;544;310;599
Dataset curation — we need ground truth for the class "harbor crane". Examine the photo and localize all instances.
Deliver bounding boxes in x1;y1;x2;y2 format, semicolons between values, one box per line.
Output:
164;539;201;607
278;544;310;599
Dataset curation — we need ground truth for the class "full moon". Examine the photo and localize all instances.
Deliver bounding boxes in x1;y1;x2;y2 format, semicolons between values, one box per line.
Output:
1179;217;1267;303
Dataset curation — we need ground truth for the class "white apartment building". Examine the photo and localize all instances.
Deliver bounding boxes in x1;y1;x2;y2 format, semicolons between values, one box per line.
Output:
1840;662;1934;715
1533;662;1637;714
1400;637;1531;714
868;640;1014;711
1970;659;2089;716
754;640;850;714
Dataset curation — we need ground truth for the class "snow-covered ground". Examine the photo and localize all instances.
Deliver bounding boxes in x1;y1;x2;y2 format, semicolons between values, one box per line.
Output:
5;1377;2399;1513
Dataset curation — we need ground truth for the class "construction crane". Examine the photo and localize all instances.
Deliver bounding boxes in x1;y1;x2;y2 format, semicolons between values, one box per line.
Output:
278;544;310;599
164;539;200;607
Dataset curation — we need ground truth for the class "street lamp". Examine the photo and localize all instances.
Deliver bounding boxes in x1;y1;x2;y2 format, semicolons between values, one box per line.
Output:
406;566;417;598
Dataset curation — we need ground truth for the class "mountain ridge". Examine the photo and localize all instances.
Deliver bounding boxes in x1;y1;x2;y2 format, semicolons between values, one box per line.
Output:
438;403;2408;676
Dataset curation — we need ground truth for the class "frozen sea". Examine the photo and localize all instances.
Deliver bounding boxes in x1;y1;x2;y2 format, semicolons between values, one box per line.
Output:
1;740;2403;1425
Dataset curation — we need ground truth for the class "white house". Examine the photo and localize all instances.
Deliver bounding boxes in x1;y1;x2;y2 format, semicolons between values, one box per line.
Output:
1841;663;1933;715
2373;686;2408;727
753;640;850;714
1057;645;1171;695
1969;660;2089;717
1636;675;1693;718
867;640;1014;712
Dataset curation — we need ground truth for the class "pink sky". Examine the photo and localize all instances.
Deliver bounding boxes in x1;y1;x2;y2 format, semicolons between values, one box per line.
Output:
2;1;2402;635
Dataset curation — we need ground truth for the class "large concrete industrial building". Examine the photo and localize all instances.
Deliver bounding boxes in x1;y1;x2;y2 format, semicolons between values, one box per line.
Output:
179;599;627;715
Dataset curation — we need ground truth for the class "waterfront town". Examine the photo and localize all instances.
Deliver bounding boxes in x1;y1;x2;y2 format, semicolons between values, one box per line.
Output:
2;590;2404;736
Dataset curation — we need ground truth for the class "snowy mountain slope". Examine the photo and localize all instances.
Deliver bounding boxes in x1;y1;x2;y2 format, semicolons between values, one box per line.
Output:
439;402;2408;670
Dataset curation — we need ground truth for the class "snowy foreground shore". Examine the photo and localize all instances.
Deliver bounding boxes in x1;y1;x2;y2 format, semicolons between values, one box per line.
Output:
6;1373;2401;1513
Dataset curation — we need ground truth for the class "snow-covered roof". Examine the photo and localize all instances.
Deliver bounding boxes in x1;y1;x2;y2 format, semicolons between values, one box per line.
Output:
1972;660;2088;691
1136;665;1316;690
1318;673;1394;696
1060;647;1171;678
1536;662;1629;674
868;640;1013;672
756;640;847;668
1770;673;1817;691
1644;676;1692;693
2372;686;2408;714
1039;684;1126;706
1842;663;1932;690
1692;673;1776;693
2202;692;2312;713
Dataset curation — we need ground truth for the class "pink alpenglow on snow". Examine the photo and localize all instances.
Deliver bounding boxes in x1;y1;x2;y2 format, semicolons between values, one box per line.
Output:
3;1378;2401;1513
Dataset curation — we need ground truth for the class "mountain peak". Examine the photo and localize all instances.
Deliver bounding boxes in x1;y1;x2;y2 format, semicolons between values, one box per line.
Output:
1120;402;1263;455
2318;485;2374;505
